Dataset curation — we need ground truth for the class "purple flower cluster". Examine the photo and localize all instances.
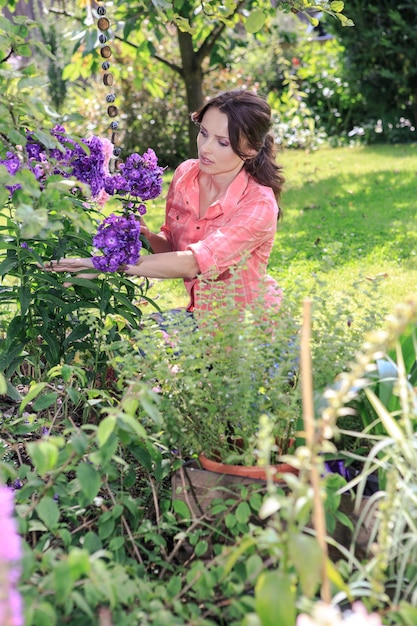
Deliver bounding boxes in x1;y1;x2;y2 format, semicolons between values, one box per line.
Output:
103;149;163;201
0;486;23;626
92;213;142;272
0;126;163;204
0;126;164;272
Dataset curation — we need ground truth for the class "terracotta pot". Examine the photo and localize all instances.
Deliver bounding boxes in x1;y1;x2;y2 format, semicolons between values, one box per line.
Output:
198;452;298;483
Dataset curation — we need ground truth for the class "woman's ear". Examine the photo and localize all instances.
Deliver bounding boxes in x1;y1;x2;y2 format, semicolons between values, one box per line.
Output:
244;148;258;161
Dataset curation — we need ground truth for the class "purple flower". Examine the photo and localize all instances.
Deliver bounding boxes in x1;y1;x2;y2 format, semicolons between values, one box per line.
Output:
0;152;21;176
92;213;142;272
68;135;107;197
104;149;163;201
0;152;22;195
0;486;23;626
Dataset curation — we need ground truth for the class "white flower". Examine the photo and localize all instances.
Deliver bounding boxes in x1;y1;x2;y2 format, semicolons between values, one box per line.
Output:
297;602;382;626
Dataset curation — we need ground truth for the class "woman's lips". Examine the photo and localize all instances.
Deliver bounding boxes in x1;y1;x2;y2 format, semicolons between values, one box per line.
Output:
199;155;213;165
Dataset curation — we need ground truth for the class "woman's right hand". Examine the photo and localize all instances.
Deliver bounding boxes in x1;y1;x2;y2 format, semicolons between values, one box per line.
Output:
140;217;151;240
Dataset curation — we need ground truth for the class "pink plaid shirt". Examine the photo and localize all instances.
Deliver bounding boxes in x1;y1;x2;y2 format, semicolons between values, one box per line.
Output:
160;159;282;312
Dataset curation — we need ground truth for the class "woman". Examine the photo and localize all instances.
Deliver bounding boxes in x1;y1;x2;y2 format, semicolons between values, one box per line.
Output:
46;89;285;313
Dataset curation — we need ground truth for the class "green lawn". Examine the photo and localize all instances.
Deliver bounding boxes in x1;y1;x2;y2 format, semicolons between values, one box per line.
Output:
144;144;417;316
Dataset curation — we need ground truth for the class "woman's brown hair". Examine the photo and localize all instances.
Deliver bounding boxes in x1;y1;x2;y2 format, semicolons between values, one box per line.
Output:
192;89;285;207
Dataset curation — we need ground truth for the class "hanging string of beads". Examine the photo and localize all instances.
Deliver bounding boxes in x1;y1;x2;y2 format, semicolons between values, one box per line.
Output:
94;0;121;172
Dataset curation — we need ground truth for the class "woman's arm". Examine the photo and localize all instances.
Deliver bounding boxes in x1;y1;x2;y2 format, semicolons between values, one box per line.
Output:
43;250;200;280
125;250;199;279
140;219;173;254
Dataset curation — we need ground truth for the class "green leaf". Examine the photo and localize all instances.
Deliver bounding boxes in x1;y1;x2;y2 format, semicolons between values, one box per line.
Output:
19;382;48;414
394;603;417;626
27;440;59;475
236;501;251;524
32;601;57;626
32;128;59;149
53;561;73;604
83;531;102;554
0;372;6;395
335;510;354;532
326;559;349;593
98;514;115;540
117;412;147;438
330;1;344;12
109;535;125;551
166;574;182;598
32;392;58;411
255;571;296;626
36;496;60;530
195;540;209;557
62;323;90;349
172;499;191;519
245;10;266;34
69;431;89;456
76;462;101;502
72;590;95;619
289;534;322;598
68;548;91;580
97;415;117;447
18;284;31;316
131;444;153;471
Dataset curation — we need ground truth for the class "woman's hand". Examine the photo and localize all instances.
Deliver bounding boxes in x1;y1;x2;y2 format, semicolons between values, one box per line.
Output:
41;258;99;286
139;217;151;240
43;258;95;273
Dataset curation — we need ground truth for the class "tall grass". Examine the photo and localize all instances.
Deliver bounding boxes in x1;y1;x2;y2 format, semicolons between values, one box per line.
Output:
145;144;417;315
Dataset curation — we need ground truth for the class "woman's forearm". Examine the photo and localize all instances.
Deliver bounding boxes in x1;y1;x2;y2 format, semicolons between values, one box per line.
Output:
43;250;200;281
125;250;199;279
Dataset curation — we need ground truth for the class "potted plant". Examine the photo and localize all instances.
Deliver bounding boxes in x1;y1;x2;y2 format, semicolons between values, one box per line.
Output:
114;277;302;481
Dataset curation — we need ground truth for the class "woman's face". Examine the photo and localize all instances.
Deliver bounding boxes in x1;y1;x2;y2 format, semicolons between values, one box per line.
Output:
196;107;245;177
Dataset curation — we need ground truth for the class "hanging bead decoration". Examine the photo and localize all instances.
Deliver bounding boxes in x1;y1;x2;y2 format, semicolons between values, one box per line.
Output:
95;0;121;169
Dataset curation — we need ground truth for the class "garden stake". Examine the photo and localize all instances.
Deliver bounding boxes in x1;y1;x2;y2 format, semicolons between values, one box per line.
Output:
301;298;331;603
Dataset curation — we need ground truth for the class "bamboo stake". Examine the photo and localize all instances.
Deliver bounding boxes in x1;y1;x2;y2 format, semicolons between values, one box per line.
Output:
300;298;331;604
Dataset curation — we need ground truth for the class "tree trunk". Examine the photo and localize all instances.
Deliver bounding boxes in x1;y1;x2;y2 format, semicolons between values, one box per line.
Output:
177;29;204;158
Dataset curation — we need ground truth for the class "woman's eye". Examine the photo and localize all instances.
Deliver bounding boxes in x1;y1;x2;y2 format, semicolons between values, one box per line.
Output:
199;128;208;137
219;141;229;147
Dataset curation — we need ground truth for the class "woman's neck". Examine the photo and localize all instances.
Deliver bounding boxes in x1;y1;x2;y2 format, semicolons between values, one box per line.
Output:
199;165;243;193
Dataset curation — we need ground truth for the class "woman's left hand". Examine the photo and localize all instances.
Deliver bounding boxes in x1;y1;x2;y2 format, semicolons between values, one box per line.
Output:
42;258;95;273
41;258;99;285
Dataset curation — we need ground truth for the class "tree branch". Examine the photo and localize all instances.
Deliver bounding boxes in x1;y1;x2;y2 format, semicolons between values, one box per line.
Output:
196;0;247;63
0;47;14;65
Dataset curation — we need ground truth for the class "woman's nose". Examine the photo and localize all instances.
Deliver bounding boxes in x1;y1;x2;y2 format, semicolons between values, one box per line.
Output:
201;137;213;152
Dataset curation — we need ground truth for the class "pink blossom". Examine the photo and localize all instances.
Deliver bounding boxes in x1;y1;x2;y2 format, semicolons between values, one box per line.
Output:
101;137;114;174
0;486;23;626
95;187;111;207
